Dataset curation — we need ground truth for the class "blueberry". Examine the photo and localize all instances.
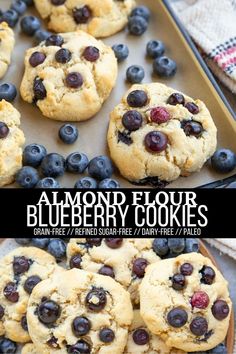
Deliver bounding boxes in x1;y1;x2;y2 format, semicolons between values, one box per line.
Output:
130;6;151;22
132;329;149;345
31;238;50;249
112;44;129;62
153;56;177;77
45;34;64;47
23;143;47;167
208;343;227;354
146;40;165;59
16;166;40;188
132;258;148;278
127;90;148;107
168;238;185;254
74;177;98;189
47;239;66;259
152;238;169;257
211;148;236;173
0;122;9;139
126;65;145;84
15;238;31;245
145;131;168;152
66;152;89;173
20;16;41;36
190;317;208;336
0;10;19;28
181;120;203;138
11;0;27;15
34;29;51;44
65;72;83;88
167;308;188;328
171;273;185;290
72;316;91;336
128;16;148;36
13;256;30;275
36;177;61;188
21;0;34;5
99;328;115;343
24;275;42;294
59;124;78;144
88;156;114;180
38;299;61;324
184;238;199;253
122;110;143;131
41;153;66;178
55;48;72;64
85;288;107;312
0;83;17;102
33;77;47;101
83;46;100;62
0;338;17;354
99;178;120;189
73;5;92;24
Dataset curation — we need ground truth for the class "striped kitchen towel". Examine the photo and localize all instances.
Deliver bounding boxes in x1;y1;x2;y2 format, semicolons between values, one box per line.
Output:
204;238;236;260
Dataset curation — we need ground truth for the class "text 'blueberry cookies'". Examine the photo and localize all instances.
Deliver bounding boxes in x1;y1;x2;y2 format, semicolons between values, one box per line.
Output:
107;83;217;186
140;253;232;352
20;30;118;121
0;22;15;79
34;0;135;38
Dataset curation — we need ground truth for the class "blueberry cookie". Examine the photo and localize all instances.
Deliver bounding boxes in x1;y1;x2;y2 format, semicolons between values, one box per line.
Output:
140;253;232;352
0;100;25;187
34;0;135;38
107;83;217;186
0;22;15;79
125;309;186;354
0;247;61;343
27;268;133;353
67;238;160;304
20;31;118;121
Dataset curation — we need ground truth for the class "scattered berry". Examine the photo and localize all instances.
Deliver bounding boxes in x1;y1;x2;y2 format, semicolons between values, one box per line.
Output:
66;152;89;173
11;0;27;15
47;238;66;260
41;153;66;177
34;29;51;44
0;9;19;28
184;238;199;253
153;56;177;77
99;178;120;189
88;156;114;180
0;338;17;354
36;177;61;188
31;238;50;249
23;143;47;167
168;238;185;254
74;177;98;189
20;16;41;36
146;40;165;59
130;6;151;22
112;44;129;62
0;83;17;102
152;238;169;257
211;148;236;173
128;16;148;36
16;166;40;188
208;343;227;354
59;124;78;144
15;238;31;245
126;65;145;84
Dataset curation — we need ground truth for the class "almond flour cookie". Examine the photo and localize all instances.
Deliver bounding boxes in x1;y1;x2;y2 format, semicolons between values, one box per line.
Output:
107;83;217;186
0;22;15;79
124;309;186;354
34;0;135;38
0;247;61;343
140;253;232;352
20;30;118;121
67;238;160;304
0;100;25;187
27;268;133;354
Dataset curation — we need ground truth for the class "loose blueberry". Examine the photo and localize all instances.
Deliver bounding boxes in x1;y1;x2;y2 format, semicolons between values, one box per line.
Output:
59;124;78;144
98;178;120;189
150;107;170;124
132;329;149;345
127;90;148;107
191;291;210;309
24;275;42;294
20;16;41;36
45;34;64;47
172;273;185;290
13;256;30;275
41;153;66;178
185;102;200;114
3;282;19;303
0;83;17;102
167;308;188;328
126;65;145;84
153;56;177;77
105;238;123;249
74;177;98;189
69;254;82;269
36;177;61;189
34;29;51;44
211;148;236;173
168;238;185;254
21;315;28;331
31;238;50;249
99;328;115;343
66;152;89;174
180;263;193;276
145;131;168;152
33;77;47;100
47;238;66;260
0;10;19;28
122;110;143;131
130;6;151;22
98;265;115;278
73;5;92;24
16;166;40;188
211;300;230;320
152;238;169;257
184;238;199;253
72;316;91;336
29;52;46;67
190;317;208;336
132;258;148;278
15;238;31;246
0;338;17;354
11;0;27;15
167;93;185;106
55;48;72;63
65;72;83;88
0;122;9;139
128;16;148;36
181;120;203;138
83;46;100;62
112;44;129;62
208;343;227;354
0;305;4;319
67;340;91;354
85;288;107;312
200;266;216;285
88;156;113;181
146;40;165;59
51;0;66;4
23;143;47;167
38;299;61;324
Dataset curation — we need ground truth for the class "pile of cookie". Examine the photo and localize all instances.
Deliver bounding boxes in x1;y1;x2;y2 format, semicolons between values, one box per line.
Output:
0;238;231;353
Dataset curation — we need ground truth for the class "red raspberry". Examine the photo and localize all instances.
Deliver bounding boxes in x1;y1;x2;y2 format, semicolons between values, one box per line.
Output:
191;291;209;309
150;107;170;124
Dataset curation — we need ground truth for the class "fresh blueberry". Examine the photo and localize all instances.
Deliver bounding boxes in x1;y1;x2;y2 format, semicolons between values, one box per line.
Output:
0;10;19;28
152;238;169;257
208;343;227;354
41;153;66;178
47;239;66;260
11;1;27;15
153;56;177;77
88;156;114;180
59;124;78;144
22;0;34;5
112;44;129;62
211;148;236;173
36;177;61;188
74;177;98;189
66;152;89;173
23;143;47;167
34;29;51;44
184;238;199;253
15;238;31;245
0;338;17;353
20;16;41;36
31;238;50;249
130;6;151;22
16;166;40;188
128;16;148;36
99;178;120;189
127;90;148;107
0;83;17;102
126;65;145;84
168;238;185;254
146;40;165;59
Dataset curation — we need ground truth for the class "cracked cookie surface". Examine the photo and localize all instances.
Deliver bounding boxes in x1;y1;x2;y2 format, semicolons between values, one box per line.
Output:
0;100;25;187
20;30;118;121
27;268;133;353
140;253;231;352
0;247;61;343
0;22;15;79
107;83;217;184
34;0;135;38
67;238;160;304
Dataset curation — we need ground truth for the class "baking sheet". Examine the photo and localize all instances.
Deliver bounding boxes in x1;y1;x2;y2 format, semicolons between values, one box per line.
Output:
1;0;236;189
